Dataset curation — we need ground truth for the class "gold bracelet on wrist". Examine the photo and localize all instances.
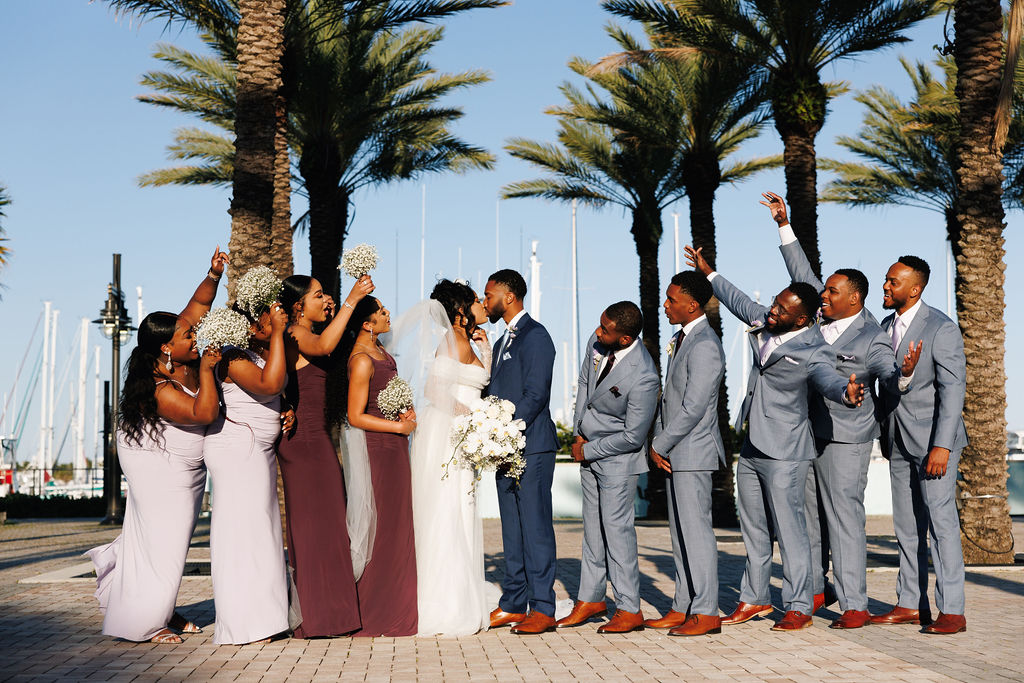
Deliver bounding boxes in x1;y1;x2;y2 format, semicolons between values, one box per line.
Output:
207;269;222;282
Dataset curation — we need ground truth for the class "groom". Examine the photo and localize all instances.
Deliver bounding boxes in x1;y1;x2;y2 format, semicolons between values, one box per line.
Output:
483;269;559;635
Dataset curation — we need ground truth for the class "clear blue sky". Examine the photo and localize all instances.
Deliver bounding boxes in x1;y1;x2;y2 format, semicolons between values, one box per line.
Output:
1;1;1021;467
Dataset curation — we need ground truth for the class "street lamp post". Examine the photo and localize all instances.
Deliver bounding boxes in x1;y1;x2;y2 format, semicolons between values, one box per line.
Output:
93;254;133;525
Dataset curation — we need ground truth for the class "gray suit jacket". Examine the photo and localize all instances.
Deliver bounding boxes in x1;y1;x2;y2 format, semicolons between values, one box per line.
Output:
878;303;968;458
712;273;850;461
573;332;660;476
652;318;726;471
780;240;904;443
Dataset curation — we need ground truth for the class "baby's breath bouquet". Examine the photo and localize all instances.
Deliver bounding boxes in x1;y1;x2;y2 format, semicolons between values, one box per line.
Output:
339;243;380;279
235;265;282;317
377;376;414;420
195;307;252;355
447;397;527;484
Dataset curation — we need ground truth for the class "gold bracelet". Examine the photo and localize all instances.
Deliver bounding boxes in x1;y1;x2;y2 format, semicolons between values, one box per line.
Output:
342;301;355;310
207;269;222;282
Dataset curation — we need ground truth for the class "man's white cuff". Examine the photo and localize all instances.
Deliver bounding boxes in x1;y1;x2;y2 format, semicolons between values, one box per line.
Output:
779;224;797;245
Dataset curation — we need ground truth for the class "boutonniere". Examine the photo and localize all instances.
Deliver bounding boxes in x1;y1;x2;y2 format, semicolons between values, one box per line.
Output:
592;348;603;371
666;339;677;357
746;319;765;334
610;386;621;398
507;325;517;339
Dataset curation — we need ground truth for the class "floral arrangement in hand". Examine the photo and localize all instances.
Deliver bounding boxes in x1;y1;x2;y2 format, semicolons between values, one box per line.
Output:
447;397;527;485
234;265;282;318
377;376;415;421
195;307;252;355
339;243;379;279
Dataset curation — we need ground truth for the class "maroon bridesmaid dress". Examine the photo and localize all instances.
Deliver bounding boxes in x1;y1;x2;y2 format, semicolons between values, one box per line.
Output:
277;356;361;637
352;352;418;637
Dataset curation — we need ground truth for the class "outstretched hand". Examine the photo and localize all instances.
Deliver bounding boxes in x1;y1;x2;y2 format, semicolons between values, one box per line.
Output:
210;245;229;277
759;191;789;225
845;373;865;406
683;245;713;276
901;340;923;377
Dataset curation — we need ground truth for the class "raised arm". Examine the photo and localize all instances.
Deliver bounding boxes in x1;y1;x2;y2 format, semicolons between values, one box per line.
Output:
761;191;824;291
685;244;768;326
651;339;722;455
290;276;374;358
224;305;289;395
582;370;660;462
179;246;228;327
155;348;222;425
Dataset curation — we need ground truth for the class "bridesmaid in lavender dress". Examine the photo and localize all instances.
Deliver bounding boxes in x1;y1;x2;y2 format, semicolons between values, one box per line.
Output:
203;299;290;644
343;296;418;637
88;250;227;644
276;274;375;638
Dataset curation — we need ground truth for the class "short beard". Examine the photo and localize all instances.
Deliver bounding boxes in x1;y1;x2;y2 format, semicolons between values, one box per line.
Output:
487;302;505;324
882;298;899;310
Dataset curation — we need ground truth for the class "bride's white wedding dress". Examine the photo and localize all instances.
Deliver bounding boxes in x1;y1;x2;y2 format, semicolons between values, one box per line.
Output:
410;347;496;637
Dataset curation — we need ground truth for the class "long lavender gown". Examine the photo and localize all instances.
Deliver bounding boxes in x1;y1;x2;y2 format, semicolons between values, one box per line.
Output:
204;348;291;644
87;380;206;641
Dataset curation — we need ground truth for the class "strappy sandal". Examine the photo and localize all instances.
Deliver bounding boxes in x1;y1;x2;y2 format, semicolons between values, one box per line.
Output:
169;612;202;634
150;628;183;644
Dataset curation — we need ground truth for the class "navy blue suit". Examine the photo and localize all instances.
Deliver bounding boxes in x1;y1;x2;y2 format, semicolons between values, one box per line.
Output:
485;312;558;616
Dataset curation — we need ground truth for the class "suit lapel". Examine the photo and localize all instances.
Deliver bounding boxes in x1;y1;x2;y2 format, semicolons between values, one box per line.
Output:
898;305;930;357
590;344;639;400
831;309;868;348
762;327;815;370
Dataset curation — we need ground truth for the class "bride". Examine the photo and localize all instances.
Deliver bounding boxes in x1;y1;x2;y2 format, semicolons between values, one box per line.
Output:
388;279;495;637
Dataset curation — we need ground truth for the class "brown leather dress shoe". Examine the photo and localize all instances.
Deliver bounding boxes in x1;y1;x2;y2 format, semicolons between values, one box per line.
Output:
830;610;870;629
869;606;933;626
489;607;527;629
668;614;721;637
555;601;607;628
510;611;556;635
643;610;689;629
597;609;644;634
770;611;813;631
721;602;773;625
922;613;966;635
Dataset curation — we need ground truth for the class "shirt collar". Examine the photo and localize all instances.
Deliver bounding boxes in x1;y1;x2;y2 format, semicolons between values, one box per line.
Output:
761;324;810;348
895;299;923;329
820;310;859;339
682;314;707;336
505;310;527;334
608;336;640;363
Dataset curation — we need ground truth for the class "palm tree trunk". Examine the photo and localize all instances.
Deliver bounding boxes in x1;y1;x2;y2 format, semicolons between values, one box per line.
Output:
687;176;739;527
227;0;287;300
300;146;347;303
270;94;294;280
952;0;1015;564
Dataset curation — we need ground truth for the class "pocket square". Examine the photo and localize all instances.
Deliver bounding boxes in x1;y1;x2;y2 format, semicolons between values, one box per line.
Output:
784;356;800;365
502;352;512;361
838;354;856;361
610;386;621;397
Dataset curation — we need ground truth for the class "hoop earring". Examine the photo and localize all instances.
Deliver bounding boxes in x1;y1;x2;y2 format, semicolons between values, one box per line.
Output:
165;350;173;372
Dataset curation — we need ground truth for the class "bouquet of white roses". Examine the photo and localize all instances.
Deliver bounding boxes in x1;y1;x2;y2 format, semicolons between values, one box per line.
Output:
339;243;379;279
377;376;414;420
195;307;252;355
447;396;527;484
234;265;282;318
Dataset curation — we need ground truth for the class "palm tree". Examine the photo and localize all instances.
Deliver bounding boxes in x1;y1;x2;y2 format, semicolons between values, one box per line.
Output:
950;0;1015;563
503;24;777;521
0;185;10;270
604;0;941;279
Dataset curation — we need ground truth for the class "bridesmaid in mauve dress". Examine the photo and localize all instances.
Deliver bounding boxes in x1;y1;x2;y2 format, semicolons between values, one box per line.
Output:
276;274;375;638
343;296;418;637
88;250;227;644
203;299;291;644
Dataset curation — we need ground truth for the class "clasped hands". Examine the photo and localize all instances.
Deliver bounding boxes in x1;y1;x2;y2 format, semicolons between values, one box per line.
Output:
571;435;587;463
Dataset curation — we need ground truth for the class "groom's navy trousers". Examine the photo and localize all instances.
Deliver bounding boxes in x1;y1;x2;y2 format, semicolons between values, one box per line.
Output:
486;313;559;617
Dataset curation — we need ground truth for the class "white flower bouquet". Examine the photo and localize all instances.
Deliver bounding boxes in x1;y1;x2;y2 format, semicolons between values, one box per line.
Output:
447;396;527;484
234;265;282;318
377;376;414;420
339;243;380;279
195;307;252;355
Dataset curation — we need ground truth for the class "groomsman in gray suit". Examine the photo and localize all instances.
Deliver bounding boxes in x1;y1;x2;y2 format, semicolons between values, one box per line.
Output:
644;272;726;637
872;256;969;635
557;301;660;634
761;192;921;629
686;245;865;632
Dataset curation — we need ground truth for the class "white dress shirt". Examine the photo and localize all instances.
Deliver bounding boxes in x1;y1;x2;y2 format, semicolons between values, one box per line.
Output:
597;336;639;377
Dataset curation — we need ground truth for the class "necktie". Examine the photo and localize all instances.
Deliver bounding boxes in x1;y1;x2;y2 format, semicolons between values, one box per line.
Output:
597;349;616;384
496;329;512;368
821;321;837;345
890;318;904;352
759;334;777;366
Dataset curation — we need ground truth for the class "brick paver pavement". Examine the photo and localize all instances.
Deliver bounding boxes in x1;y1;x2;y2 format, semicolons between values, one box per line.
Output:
1;515;1021;682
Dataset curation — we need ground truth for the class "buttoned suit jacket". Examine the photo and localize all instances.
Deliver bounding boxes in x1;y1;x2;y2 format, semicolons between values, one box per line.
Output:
651;318;726;471
780;240;905;443
485;312;559;456
712;273;850;461
878;303;968;458
573;332;659;477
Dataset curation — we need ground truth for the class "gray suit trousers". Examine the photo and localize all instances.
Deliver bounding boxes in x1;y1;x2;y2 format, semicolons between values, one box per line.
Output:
804;462;830;595
813;441;872;611
737;445;813;614
889;434;966;615
578;466;640;613
666;470;718;616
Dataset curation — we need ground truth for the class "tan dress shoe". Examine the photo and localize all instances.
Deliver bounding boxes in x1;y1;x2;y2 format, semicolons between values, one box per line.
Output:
721;602;773;625
489;607;527;629
643;610;689;629
922;613;966;635
668;614;721;637
869;606;932;626
829;610;870;629
510;611;556;635
555;601;607;628
770;611;812;631
597;609;644;634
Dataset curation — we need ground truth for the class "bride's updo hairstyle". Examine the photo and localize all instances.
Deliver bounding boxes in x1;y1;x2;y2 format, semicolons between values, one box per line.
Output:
280;274;313;322
430;279;477;335
119;311;178;447
327;295;381;429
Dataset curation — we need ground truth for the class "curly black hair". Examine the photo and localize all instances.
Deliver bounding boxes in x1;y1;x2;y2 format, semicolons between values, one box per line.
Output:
431;279;477;336
118;311;178;447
